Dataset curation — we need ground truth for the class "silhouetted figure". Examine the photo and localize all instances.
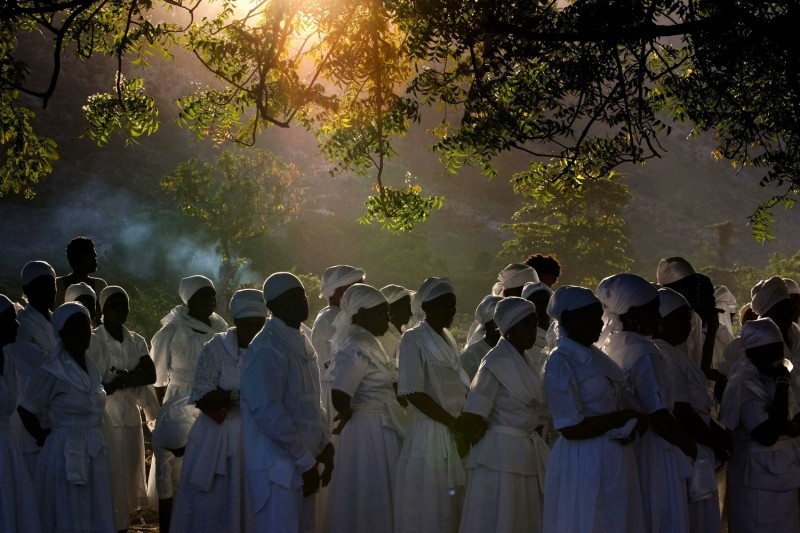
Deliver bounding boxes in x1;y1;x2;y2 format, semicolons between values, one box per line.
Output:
55;236;107;318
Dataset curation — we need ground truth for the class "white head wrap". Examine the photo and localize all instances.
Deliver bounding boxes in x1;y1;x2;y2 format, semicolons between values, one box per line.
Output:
417;277;455;304
658;287;690;318
331;284;387;350
521;281;553;300
546;286;599;322
179;275;215;305
0;294;14;315
494;297;537;336
320;265;365;299
784;278;800;296
52;302;90;334
99;286;128;310
741;317;784;350
751;276;789;316
475;295;504;324
263;272;304;302
751;279;766;299
65;282;96;304
380;284;412;304
595;273;659;341
492;263;539;295
714;285;738;313
656;257;696;286
21;261;56;286
229;289;267;319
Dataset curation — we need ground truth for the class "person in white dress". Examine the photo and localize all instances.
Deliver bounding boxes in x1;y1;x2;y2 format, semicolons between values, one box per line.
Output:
12;261;58;478
542;286;645;532
90;286;157;531
719;317;800;532
653;288;731;533
459;295;502;381
323;284;410;533
458;297;550;533
0;294;42;533
596;273;697;532
395;277;470;533
377;284;414;364
170;289;268;533
149;274;228;531
241;273;334;533
17;302;115;533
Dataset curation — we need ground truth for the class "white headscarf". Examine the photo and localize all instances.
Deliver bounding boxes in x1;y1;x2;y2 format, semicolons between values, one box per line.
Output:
595;273;659;341
0;294;14;315
521;281;552;300
417;277;455;304
751;279;766;300
658;287;690;318
784;278;800;296
656;257;696;286
52;302;91;335
263;272;304;303
492;263;539;295
65;282;97;304
494;297;537;337
546;286;599;322
179;275;215;305
380;284;412;304
475;295;504;324
99;286;128;310
741;317;784;350
320;265;365;299
751;276;789;316
21;260;56;286
229;289;267;319
714;285;738;313
331;284;387;350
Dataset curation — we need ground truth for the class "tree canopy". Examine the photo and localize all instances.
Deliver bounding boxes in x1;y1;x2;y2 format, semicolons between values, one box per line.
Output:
3;0;799;237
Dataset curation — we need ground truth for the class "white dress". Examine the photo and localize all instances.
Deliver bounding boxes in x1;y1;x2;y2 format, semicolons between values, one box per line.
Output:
10;306;56;477
720;358;800;532
171;328;253;533
459;339;549;533
0;351;42;532
20;347;114;533
91;325;154;528
395;321;469;533
653;338;721;533
323;325;409;533
459;339;491;383
148;306;227;504
313;305;340;433
241;317;330;533
543;336;644;532
605;331;692;533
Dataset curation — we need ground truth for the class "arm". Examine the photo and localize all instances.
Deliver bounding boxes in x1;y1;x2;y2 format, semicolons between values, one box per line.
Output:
330;389;352;435
559;410;645;440
750;373;791;447
650;409;697;461
16;406;49;446
673;402;731;459
150;325;175;399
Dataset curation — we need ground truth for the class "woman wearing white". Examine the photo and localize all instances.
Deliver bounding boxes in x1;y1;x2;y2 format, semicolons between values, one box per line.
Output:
719;317;800;532
395;277;470;533
17;302;114;532
459;295;503;382
0;295;42;532
170;289;267;533
323;284;409;533
543;286;645;532
91;286;157;532
458;297;549;533
595;274;696;532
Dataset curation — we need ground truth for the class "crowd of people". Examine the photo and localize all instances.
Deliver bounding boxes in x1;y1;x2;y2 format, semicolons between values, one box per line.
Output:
1;236;800;533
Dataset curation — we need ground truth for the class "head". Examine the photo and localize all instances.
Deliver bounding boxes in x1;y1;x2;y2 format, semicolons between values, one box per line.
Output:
100;287;130;328
484;320;501;347
230;289;268;347
388;295;412;328
595;273;660;336
752;276;792;336
187;286;217;321
422;293;457;331
495;263;538;296
524;253;561;287
522;281;553;330
547;285;603;346
783;278;800;323
656;288;693;346
264;273;308;328
0;296;19;347
21;261;57;312
53;303;92;356
66;236;98;274
657;257;698;307
695;273;718;315
495;297;538;353
740;303;757;327
66;282;97;324
620;297;661;337
742;318;786;377
320;265;365;306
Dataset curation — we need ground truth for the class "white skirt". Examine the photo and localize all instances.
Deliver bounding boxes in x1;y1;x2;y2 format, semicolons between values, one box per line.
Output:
0;430;42;532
